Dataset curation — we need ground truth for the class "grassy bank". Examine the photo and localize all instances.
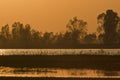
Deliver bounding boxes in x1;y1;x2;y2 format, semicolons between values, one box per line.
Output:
0;55;120;70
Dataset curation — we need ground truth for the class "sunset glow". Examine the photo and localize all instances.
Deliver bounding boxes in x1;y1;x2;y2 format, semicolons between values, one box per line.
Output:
0;0;120;33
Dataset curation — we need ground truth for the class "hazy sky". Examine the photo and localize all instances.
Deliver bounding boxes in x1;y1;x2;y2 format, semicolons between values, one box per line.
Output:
0;0;120;33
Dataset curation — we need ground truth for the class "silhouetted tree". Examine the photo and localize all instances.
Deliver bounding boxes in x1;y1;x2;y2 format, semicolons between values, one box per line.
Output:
84;33;97;44
116;18;120;43
23;24;31;42
42;32;54;47
97;10;120;44
0;9;120;48
66;17;87;46
12;22;24;41
63;31;72;47
0;24;10;45
54;33;64;47
31;29;41;41
97;34;104;44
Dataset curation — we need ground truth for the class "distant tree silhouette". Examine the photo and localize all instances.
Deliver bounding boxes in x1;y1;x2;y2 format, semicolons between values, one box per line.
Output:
62;31;72;47
84;33;97;44
1;24;10;40
66;17;87;46
0;10;120;48
54;33;64;47
31;30;41;41
12;22;24;41
97;10;120;44
0;24;10;45
24;24;31;42
42;32;54;47
97;34;104;44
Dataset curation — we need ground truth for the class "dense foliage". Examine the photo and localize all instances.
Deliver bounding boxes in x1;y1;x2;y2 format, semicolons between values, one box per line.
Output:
0;10;120;48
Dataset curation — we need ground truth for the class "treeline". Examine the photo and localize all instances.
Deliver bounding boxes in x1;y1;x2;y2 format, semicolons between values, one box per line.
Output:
0;9;120;48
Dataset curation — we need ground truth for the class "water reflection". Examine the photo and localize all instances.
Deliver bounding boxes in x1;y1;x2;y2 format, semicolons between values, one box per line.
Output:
0;66;120;78
0;49;120;56
103;71;120;76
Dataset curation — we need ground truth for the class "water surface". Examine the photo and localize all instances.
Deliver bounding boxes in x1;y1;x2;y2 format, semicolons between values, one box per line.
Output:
0;49;120;78
0;67;120;78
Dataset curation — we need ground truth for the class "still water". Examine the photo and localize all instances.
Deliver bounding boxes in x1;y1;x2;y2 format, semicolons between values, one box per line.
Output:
0;49;120;78
0;67;120;78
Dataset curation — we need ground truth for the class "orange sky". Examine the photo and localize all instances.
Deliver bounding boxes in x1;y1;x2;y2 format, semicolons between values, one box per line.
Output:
0;0;120;33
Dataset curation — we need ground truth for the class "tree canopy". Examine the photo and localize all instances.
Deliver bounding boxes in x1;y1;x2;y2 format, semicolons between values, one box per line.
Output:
0;9;120;48
97;10;120;44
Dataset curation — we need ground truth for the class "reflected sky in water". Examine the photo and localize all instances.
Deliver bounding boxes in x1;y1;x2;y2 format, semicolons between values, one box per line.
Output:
0;67;120;78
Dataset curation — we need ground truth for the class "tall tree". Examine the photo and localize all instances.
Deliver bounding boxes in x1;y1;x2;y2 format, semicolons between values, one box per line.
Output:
12;22;24;41
1;24;10;39
42;32;54;47
66;17;87;45
24;24;31;42
97;10;120;44
0;24;10;45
